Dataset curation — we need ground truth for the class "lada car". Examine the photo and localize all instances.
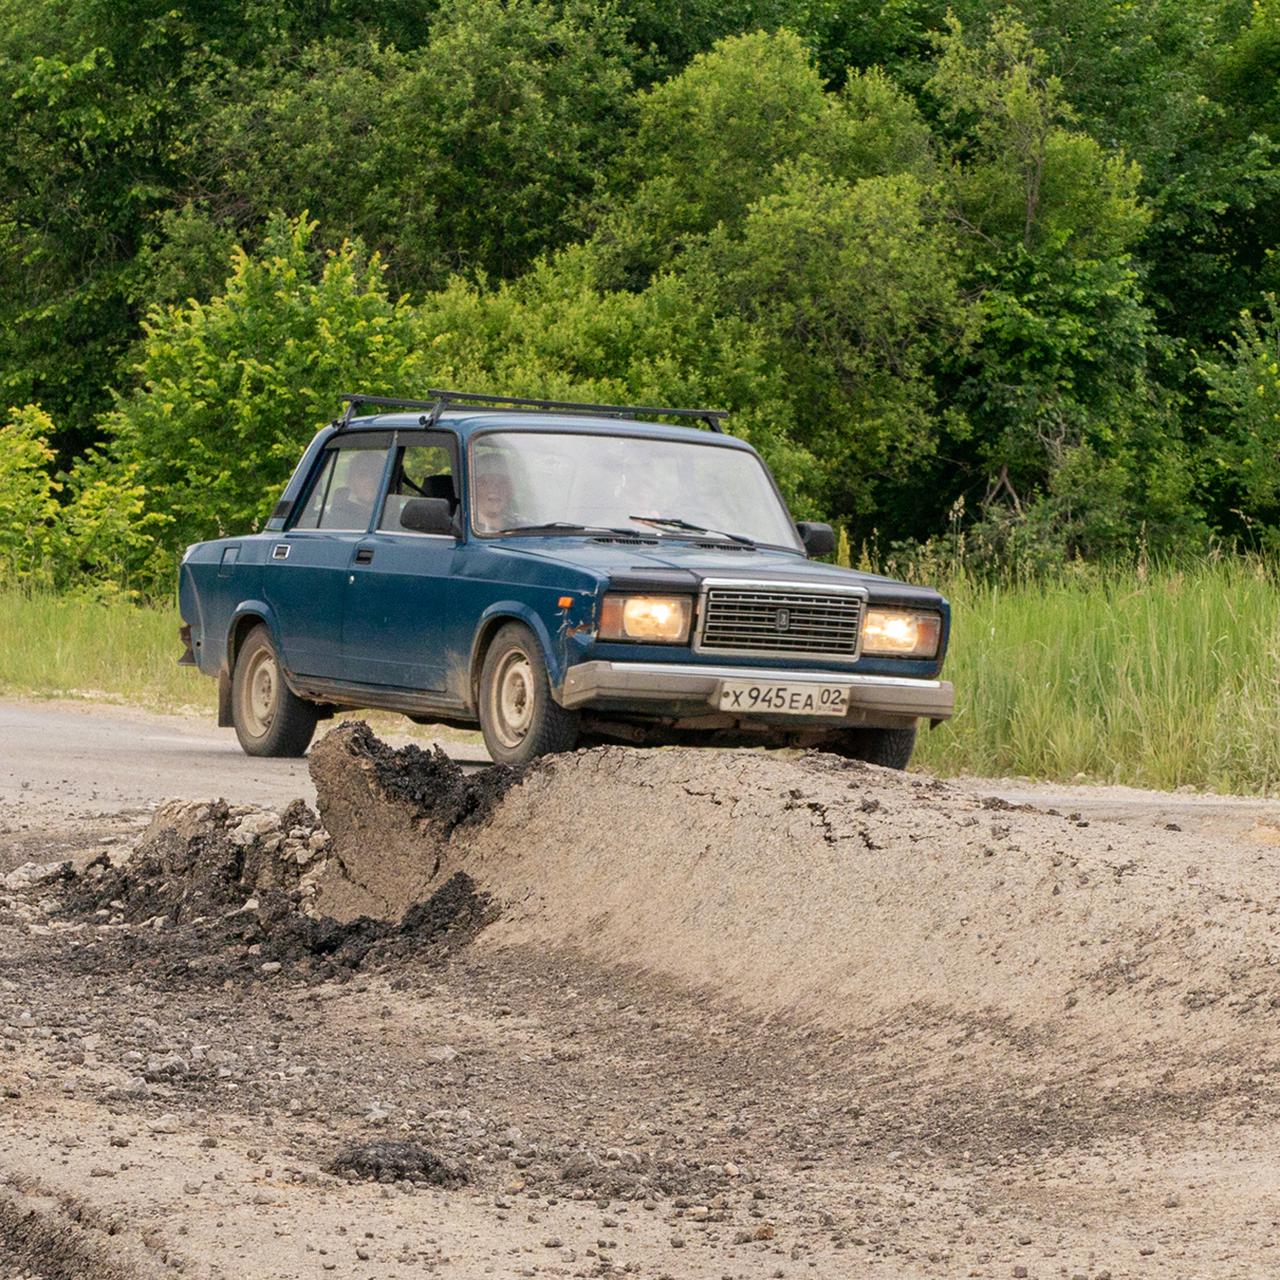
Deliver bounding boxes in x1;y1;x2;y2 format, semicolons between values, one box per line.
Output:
178;391;955;767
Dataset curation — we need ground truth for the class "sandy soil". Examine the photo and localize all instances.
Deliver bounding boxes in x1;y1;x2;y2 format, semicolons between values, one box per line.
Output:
4;712;1280;1279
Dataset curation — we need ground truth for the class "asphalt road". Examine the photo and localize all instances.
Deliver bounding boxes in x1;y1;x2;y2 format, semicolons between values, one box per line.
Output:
0;698;486;817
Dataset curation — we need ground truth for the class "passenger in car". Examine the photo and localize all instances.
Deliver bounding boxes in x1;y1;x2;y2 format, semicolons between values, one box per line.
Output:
473;460;519;532
327;451;385;529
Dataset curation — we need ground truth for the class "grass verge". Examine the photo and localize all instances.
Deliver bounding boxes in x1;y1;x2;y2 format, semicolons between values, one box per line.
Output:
2;561;1278;792
913;559;1280;792
0;591;209;712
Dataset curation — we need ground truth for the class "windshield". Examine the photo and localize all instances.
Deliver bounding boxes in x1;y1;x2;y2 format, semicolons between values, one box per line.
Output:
468;431;802;549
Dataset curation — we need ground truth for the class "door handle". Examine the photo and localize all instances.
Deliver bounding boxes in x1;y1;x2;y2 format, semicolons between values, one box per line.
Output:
354;547;374;565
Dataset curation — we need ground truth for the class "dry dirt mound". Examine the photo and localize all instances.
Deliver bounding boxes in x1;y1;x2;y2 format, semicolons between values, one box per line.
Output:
42;724;1280;1082
453;747;1280;1063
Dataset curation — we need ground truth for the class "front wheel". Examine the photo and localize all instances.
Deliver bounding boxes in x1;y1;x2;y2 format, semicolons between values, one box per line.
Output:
231;625;319;758
828;725;917;770
478;623;579;767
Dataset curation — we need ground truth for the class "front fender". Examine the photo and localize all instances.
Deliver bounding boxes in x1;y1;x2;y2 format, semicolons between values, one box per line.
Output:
468;601;567;698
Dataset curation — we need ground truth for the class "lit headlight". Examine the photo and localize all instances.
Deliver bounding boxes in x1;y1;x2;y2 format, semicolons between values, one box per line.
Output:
861;607;942;658
599;594;693;644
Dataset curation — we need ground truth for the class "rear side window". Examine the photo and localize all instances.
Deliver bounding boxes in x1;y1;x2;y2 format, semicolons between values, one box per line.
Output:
379;440;457;532
292;441;389;531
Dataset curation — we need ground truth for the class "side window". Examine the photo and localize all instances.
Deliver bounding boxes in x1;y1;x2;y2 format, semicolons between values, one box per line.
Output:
292;444;388;531
293;452;334;530
378;441;456;532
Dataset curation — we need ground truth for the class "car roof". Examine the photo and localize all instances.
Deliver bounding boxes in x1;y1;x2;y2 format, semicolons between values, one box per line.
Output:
341;410;759;452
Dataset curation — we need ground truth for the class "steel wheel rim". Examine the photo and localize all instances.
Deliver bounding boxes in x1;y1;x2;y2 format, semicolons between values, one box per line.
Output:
242;648;279;738
491;650;535;749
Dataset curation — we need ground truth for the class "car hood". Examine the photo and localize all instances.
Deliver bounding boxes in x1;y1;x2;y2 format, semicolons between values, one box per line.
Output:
494;536;946;605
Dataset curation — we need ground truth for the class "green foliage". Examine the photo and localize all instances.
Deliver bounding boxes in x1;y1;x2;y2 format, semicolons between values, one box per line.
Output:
0;405;60;583
0;404;164;595
696;168;967;515
0;0;445;460
105;215;420;576
834;524;852;568
184;1;635;294
57;450;167;595
915;558;1280;794
2;5;1280;583
628;30;836;241
1197;293;1280;543
927;13;1148;257
387;0;635;282
413;247;816;506
0;589;214;710
181;39;410;277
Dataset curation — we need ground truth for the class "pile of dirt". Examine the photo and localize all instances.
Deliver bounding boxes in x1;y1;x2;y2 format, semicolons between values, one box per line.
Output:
325;1140;468;1187
42;723;1280;1084
64;796;327;926
305;722;519;922
56;772;494;978
431;745;1280;1085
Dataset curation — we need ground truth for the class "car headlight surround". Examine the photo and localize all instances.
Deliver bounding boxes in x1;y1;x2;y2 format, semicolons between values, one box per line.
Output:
599;594;693;644
861;607;942;658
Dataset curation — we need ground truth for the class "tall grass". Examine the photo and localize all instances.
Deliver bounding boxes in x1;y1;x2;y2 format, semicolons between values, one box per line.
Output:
2;562;1279;791
0;590;210;711
914;559;1280;792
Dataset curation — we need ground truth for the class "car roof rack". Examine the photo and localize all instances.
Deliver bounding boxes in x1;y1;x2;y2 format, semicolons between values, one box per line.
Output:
336;390;728;433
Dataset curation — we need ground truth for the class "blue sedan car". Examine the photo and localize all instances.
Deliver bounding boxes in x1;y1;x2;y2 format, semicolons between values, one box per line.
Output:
178;391;954;767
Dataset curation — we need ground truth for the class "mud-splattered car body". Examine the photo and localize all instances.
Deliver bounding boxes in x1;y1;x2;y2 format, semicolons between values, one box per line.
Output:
179;393;954;765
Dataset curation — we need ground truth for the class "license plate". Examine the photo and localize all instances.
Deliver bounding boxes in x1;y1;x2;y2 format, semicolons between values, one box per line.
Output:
718;680;849;716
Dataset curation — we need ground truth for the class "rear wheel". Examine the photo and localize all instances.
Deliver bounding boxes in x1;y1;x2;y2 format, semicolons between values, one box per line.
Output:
231;625;319;758
829;725;917;770
478;623;579;767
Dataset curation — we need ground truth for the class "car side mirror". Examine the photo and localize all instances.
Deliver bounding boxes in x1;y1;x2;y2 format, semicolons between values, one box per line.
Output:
797;521;836;558
400;497;457;537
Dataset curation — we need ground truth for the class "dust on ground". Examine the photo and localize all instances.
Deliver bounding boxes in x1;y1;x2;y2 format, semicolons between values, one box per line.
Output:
4;722;1280;1278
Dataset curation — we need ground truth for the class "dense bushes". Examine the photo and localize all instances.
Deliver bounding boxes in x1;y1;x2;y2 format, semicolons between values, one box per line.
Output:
3;4;1280;593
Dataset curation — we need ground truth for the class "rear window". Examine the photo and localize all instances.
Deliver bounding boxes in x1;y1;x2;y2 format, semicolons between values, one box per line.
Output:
293;442;389;531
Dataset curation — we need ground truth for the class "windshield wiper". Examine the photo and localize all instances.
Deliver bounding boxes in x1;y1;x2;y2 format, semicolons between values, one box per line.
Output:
629;515;755;547
495;522;643;537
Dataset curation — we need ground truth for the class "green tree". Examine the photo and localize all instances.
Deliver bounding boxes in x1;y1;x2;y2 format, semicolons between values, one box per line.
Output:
627;29;838;242
1197;293;1280;545
413;245;817;508
927;13;1147;256
56;449;166;595
0;404;60;583
594;30;936;286
920;14;1197;558
0;0;448;463
104;215;420;577
183;1;635;295
692;168;968;519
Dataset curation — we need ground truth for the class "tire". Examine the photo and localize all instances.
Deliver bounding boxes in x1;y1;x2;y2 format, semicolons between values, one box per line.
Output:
478;622;580;767
829;725;918;770
230;624;319;758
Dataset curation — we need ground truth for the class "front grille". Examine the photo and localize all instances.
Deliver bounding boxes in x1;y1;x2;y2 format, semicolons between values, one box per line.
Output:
698;587;864;657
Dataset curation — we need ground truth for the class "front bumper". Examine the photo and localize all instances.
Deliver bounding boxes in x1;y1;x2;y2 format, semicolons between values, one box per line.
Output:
557;660;954;725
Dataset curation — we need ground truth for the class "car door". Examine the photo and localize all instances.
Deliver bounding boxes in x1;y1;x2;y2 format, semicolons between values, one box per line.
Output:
265;433;392;680
341;432;461;692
